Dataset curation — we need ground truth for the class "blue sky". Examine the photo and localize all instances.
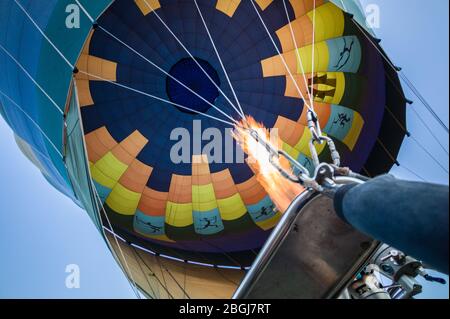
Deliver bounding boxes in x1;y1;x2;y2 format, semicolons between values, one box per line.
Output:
0;0;448;298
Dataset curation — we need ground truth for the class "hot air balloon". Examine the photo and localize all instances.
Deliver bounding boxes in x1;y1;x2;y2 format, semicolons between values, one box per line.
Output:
0;0;408;298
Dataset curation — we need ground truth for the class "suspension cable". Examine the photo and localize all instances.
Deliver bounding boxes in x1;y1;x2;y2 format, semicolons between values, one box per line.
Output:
410;135;449;174
156;255;192;299
96;25;243;123
0;44;63;115
0;89;63;158
310;0;317;110
281;0;314;106
77;70;238;126
410;107;448;155
399;165;427;182
193;0;246;119
131;246;177;299
351;18;449;134
250;0;314;112
13;0;74;69
129;246;158;299
399;73;449;133
14;0;240;127
91;185;142;299
139;0;246;120
12;1;145;297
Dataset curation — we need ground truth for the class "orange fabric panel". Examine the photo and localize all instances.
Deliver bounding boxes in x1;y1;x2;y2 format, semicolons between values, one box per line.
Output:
82;30;94;54
85;134;106;163
84;126;118;163
261;50;297;77
76;79;93;107
138;187;168;216
236;176;267;205
168;174;192;204
289;0;326;18
211;169;238;199
273;116;304;146
110;130;148;165
76;54;117;81
119;160;153;193
119;130;149;158
285;74;312;99
192;154;212;186
111;144;135;165
276;16;313;52
298;102;332;129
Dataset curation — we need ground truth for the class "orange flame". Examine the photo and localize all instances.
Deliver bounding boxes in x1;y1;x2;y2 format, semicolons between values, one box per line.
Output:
233;116;305;213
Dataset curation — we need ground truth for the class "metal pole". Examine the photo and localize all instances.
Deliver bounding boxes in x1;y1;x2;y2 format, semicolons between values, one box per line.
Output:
232;190;317;299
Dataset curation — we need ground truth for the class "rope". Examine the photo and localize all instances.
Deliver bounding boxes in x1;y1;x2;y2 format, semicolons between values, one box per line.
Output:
96;25;241;124
310;0;317;110
0;44;63;115
400;73;449;134
77;70;238;126
0;89;63;158
13;0;74;69
91;186;142;299
282;0;314;106
399;165;427;182
351;18;449;134
141;0;245;120
129;246;157;299
410;135;449;174
72;0;243;126
250;0;314;112
91;186;141;299
157;256;192;299
155;255;172;299
74;0;94;23
193;0;246;119
132;247;179;299
410;106;449;156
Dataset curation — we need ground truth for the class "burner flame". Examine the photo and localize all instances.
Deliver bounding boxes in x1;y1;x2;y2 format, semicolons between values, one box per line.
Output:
233;116;305;213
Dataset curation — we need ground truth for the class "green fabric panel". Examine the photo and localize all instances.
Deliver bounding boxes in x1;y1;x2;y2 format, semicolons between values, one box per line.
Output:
65;81;104;232
35;0;113;185
330;0;376;36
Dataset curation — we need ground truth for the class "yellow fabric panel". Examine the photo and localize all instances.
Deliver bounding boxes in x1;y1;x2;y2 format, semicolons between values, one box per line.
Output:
192;184;218;212
217;193;247;221
166;202;193;227
313;72;346;105
293;127;327;158
256;212;281;231
91;152;128;188
306;3;345;43
282;142;300;159
333;72;346;104
90;165;116;188
255;0;273;10
343;111;364;150
296;41;329;74
216;0;241;17
134;0;160;15
106;183;141;216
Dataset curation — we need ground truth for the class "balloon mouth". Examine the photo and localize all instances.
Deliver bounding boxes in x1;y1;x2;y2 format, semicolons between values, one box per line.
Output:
166;57;221;115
